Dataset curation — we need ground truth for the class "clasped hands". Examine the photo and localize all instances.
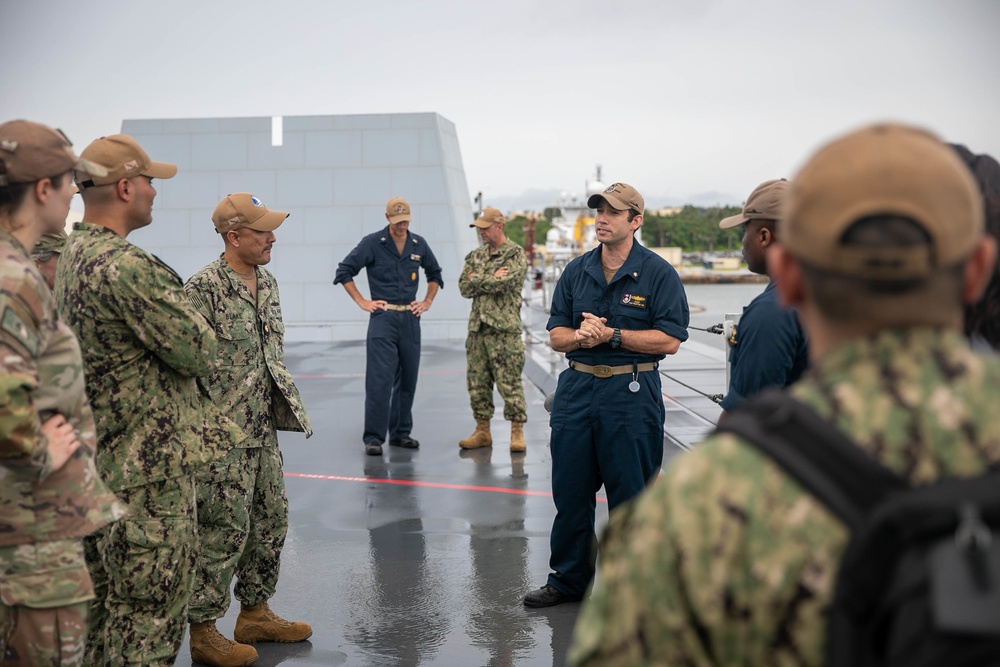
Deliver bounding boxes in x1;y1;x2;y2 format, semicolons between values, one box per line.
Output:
574;312;613;349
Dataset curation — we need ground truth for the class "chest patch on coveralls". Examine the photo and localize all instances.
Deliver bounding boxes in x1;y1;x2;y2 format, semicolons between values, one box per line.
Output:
409;254;421;262
621;293;648;309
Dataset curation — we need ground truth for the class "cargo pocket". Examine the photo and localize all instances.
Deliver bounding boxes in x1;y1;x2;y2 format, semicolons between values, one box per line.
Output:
0;539;91;606
623;382;664;436
107;519;183;607
216;316;255;366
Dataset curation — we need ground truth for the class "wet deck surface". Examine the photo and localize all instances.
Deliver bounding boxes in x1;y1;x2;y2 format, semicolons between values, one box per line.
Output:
175;323;726;666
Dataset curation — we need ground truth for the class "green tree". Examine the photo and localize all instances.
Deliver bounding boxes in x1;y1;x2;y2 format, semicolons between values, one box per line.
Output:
641;205;743;252
506;214;552;253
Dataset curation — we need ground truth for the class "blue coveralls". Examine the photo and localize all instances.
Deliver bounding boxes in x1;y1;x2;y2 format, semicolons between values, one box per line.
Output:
545;242;689;597
334;227;443;445
719;280;808;411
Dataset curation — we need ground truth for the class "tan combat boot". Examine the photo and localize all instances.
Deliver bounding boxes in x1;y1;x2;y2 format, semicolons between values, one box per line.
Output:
234;603;313;644
510;421;526;452
459;419;493;449
190;620;258;667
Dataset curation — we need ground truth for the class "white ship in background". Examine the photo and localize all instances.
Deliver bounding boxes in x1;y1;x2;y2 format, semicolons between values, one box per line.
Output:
543;165;606;259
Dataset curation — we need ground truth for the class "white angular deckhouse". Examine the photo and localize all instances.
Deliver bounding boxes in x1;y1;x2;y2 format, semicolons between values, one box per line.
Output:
123;113;477;342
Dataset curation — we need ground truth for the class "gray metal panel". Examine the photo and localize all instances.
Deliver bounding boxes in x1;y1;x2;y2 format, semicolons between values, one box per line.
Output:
249;131;305;169
276;169;335;206
191;132;248;170
159;170;221;210
218;170;278;199
362;129;420;167
332;168;391;205
333;114;392;130
304;131;363;168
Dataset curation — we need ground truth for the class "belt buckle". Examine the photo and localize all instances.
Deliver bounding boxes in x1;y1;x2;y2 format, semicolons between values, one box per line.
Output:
592;365;613;378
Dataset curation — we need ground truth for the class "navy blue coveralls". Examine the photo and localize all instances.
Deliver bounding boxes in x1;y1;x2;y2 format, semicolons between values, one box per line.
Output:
719;280;808;411
545;242;689;598
334;227;443;445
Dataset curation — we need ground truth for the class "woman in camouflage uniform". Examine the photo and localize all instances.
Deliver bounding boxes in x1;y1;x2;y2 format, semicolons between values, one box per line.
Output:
0;120;121;666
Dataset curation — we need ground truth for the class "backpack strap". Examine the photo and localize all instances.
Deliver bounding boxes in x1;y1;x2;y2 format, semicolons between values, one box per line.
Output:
718;390;1000;666
716;389;908;530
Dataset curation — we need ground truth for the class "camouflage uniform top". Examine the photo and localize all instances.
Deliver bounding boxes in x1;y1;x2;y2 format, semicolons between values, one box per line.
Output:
569;327;1000;667
0;230;124;607
459;238;527;334
185;258;312;446
54;222;218;492
0;229;122;547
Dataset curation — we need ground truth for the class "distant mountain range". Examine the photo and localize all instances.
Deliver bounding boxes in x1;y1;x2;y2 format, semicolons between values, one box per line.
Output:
484;188;742;214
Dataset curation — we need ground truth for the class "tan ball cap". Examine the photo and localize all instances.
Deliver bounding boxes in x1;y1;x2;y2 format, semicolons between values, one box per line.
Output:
471;207;505;228
719;179;789;229
212;193;288;233
0;120;107;186
76;134;177;188
386;196;411;224
783;123;984;280
587;182;644;215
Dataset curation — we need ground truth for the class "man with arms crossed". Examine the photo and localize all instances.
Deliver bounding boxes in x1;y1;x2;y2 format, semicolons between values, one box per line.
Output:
458;207;529;452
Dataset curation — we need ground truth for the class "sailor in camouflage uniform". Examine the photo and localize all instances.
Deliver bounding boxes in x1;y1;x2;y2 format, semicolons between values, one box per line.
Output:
0;120;122;667
55;134;219;667
184;193;313;667
458;207;528;452
569;124;1000;666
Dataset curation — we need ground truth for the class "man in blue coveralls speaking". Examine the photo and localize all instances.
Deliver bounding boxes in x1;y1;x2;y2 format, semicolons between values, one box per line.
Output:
335;197;443;456
524;182;690;607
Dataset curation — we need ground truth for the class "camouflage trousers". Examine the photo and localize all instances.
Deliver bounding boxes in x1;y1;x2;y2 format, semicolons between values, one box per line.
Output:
189;441;288;623
0;536;93;666
83;476;196;667
0;601;88;666
466;329;527;423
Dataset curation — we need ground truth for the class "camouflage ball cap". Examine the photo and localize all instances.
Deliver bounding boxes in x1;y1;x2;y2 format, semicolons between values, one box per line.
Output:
719;179;789;229
212;193;288;233
471;207;505;228
587;182;644;215
386;197;411;224
0;120;107;186
76;134;177;188
783;123;984;279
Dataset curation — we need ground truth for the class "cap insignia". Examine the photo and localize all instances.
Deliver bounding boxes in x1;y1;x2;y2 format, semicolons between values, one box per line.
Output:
251;195;264;208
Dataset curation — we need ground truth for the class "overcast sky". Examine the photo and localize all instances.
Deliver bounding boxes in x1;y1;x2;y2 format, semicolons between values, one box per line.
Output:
3;0;998;211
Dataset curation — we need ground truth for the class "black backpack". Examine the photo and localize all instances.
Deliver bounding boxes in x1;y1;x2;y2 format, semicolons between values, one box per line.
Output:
717;390;1000;667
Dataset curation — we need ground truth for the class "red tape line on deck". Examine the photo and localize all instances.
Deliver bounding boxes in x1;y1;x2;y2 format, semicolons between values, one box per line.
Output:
284;471;608;502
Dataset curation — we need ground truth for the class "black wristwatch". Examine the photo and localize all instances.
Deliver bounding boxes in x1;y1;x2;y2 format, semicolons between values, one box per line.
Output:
610;327;622;349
